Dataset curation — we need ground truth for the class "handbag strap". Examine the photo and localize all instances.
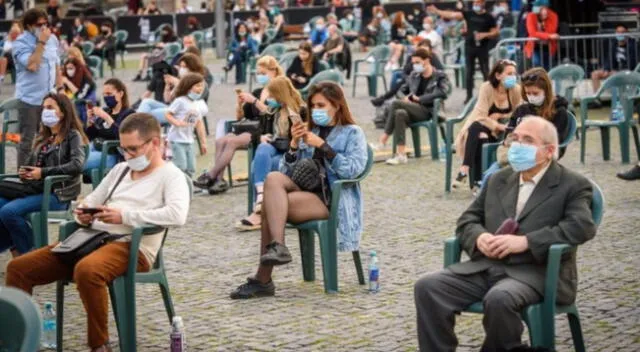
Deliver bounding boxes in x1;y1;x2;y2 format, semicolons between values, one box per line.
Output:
103;166;130;205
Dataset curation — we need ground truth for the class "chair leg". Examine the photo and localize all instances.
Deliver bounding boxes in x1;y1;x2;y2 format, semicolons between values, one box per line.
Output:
352;251;365;285
618;124;630;164
632;125;640;160
352;75;357;97
411;127;422;158
580;126;587;163
159;276;175;323
567;311;586;352
368;76;377;97
56;282;65;352
298;229;316;282
600;127;610;161
109;279;131;352
428;125;439;160
317;224;338;293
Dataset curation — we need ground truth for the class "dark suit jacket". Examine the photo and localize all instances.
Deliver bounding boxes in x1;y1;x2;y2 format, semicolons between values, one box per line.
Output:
450;161;596;304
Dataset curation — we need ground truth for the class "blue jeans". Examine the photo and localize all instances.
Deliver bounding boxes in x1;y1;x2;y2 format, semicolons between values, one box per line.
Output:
390;70;405;92
171;141;196;176
532;47;553;71
83;143;118;175
251;142;283;187
480;161;503;191
0;194;68;254
137;99;168;125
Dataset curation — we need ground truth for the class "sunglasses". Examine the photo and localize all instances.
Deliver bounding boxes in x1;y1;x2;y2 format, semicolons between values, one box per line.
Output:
522;73;542;82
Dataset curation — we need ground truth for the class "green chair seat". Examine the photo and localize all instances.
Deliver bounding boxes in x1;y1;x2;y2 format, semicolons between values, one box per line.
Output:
291;146;373;293
443;180;603;351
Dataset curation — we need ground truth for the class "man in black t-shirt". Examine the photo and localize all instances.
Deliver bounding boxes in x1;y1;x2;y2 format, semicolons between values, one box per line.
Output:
428;0;498;103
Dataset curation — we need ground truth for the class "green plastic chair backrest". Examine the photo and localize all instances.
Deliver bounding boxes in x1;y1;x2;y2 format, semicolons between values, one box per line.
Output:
0;286;42;352
307;70;342;87
87;55;101;68
634;63;640;73
560;112;578;148
0;97;21;114
81;41;94;56
318;60;330;72
595;71;640;99
114;30;128;43
548;64;585;96
500;27;516;39
191;31;204;42
261;43;287;59
164;42;181;58
278;51;298;71
365;45;391;62
590;180;604;225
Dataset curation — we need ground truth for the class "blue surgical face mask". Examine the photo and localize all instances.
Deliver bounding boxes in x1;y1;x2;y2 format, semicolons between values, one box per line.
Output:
616;34;626;42
532;6;541;14
188;91;201;100
256;74;270;86
507;142;539;172
503;75;517;89
265;98;281;109
41;109;60;128
412;63;425;73
312;109;331;126
473;5;482;12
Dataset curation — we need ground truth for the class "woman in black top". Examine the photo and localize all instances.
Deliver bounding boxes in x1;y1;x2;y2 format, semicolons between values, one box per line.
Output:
134;25;178;81
286;42;320;90
386;11;410;71
84;78;134;175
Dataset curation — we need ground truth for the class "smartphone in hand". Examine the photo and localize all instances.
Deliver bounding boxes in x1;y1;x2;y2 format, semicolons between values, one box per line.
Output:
79;207;101;215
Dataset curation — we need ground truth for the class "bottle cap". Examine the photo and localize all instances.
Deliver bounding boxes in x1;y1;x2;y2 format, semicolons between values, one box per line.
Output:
45;302;53;309
172;316;183;327
369;250;377;256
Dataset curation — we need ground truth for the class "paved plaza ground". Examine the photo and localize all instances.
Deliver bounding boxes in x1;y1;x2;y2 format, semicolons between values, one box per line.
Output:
0;49;638;351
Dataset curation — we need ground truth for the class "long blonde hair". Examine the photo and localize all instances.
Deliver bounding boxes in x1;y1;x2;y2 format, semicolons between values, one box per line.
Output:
266;76;304;134
67;46;86;66
257;55;284;77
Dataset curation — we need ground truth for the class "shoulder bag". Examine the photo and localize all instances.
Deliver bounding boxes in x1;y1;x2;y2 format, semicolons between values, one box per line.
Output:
52;167;130;265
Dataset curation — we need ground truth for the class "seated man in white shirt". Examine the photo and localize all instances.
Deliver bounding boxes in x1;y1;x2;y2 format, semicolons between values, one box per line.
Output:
417;16;443;57
6;113;190;352
414;116;596;351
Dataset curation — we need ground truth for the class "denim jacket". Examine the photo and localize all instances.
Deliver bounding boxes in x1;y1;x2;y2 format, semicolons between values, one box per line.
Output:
280;124;368;251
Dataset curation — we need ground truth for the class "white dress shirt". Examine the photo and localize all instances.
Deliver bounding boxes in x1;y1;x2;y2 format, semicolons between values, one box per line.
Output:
516;162;551;218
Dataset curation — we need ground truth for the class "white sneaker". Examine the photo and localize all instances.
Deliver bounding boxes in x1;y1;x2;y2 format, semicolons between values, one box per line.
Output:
390;63;399;70
385;154;408;165
384;62;393;71
369;142;388;151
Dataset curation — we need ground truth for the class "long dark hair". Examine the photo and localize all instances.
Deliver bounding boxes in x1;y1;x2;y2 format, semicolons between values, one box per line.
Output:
298;42;315;76
178;53;206;76
104;78;130;110
37;93;88;146
173;73;204;99
521;67;556;121
488;59;517;88
307;82;356;129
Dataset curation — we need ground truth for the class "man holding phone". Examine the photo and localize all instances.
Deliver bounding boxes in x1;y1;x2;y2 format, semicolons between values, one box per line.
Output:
12;8;61;167
6;114;190;352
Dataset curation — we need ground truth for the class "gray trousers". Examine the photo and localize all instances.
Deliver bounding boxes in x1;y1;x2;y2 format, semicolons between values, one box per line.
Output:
17;101;42;167
414;267;541;352
383;100;431;146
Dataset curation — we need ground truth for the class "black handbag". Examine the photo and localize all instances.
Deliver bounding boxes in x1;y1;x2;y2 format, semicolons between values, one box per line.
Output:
0;177;42;200
291;158;330;206
231;119;261;137
270;137;291;153
51;167;130;265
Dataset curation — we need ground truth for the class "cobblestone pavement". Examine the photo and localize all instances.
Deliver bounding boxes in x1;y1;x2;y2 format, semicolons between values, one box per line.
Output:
0;49;638;352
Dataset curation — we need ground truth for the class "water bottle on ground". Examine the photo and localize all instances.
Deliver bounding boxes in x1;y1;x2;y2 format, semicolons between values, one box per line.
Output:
170;316;186;352
439;142;447;161
611;101;624;122
42;302;57;349
368;250;380;293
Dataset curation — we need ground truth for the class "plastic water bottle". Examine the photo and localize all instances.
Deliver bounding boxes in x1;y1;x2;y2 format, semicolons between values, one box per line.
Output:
368;250;380;293
42;302;57;349
439;142;447;161
611;101;624;122
170;316;186;352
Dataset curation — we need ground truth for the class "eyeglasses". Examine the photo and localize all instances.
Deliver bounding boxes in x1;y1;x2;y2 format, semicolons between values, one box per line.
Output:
35;21;48;28
117;139;152;156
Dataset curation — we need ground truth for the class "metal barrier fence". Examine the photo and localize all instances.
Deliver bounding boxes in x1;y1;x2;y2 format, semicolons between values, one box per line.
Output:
491;32;640;76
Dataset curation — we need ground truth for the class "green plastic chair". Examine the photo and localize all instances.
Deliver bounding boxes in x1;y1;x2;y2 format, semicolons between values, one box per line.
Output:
114;30;128;68
299;70;342;100
548;64;585;106
0;98;21;174
444;97;478;192
80;41;95;57
163;42;182;64
86;55;102;78
278;51;298;72
248;43;288;91
390;99;445;161
318;59;330;72
291;145;373;293
352;45;391;97
0;286;42;352
443;180;603;351
55;174;192;352
579;71;640;164
191;30;204;51
499;27;516;40
443;40;466;89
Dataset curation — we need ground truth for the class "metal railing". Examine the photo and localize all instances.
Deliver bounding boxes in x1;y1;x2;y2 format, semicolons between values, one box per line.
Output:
491;32;640;75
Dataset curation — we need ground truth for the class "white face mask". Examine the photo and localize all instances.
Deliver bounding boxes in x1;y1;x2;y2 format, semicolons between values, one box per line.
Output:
126;152;151;171
66;69;76;77
178;67;189;78
41;109;60;127
527;94;545;106
422;23;432;31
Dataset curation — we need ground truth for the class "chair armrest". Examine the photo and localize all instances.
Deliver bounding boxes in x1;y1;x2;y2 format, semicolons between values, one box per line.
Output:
127;225;166;277
353;59;364;72
3;119;19;134
444;237;461;268
431;99;443;120
43;175;72;196
98;140;119;177
0;173;19;180
542;244;574;305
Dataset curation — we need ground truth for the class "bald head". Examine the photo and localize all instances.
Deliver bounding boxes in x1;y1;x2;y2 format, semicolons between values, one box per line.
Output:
514;115;559;160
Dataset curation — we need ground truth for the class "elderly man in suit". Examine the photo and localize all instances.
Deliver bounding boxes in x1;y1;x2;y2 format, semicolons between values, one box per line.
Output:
414;116;597;351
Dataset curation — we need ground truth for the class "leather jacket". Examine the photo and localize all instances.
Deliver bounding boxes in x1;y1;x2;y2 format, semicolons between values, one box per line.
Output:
25;129;85;202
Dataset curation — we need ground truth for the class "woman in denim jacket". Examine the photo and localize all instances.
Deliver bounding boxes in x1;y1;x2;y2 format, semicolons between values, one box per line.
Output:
230;82;368;299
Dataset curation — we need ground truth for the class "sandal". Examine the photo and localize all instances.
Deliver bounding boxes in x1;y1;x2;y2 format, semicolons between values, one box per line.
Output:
235;215;261;232
254;192;263;213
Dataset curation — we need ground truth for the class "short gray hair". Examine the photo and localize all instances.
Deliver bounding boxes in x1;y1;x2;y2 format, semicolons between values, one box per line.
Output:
519;115;559;160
